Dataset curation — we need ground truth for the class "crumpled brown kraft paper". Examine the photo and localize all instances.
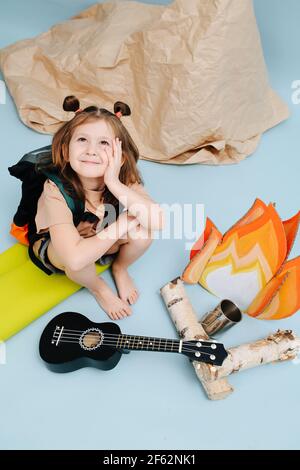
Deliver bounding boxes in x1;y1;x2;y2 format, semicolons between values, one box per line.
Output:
0;0;289;165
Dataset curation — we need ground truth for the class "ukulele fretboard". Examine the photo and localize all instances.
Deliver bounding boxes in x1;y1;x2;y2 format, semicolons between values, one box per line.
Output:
109;335;181;353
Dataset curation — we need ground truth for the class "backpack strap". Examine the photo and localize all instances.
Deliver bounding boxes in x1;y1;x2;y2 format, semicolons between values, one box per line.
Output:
43;171;84;216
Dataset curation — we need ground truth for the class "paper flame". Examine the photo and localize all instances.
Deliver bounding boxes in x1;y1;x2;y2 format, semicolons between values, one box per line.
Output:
182;199;300;319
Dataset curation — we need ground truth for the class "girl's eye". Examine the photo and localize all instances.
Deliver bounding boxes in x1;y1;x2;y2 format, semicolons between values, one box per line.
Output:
100;140;110;146
78;137;86;142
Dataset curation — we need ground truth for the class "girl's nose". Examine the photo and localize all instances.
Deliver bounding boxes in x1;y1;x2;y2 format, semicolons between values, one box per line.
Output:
86;142;97;155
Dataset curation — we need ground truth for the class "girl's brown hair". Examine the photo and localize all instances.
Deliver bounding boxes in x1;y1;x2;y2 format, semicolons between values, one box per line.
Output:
38;95;142;209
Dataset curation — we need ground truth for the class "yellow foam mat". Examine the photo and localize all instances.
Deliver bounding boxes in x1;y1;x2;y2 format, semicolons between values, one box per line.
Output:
0;244;109;341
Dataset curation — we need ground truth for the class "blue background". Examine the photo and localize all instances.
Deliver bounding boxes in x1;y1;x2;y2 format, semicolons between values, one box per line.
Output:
0;0;299;450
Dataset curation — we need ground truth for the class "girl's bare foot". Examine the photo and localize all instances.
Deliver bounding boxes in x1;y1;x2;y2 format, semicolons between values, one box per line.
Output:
112;262;139;305
89;277;131;320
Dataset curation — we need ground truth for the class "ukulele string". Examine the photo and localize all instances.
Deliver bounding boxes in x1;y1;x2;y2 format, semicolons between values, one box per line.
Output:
55;334;218;351
55;337;217;357
53;329;218;349
60;327;219;344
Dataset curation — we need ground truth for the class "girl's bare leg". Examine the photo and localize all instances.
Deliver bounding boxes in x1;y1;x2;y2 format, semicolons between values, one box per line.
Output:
47;241;131;320
42;223;152;318
111;225;153;305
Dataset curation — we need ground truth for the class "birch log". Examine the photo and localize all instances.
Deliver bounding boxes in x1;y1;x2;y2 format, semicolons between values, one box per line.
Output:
160;277;233;400
200;330;300;382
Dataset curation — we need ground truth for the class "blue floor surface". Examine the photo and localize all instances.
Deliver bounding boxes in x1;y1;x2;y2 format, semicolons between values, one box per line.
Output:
0;0;299;450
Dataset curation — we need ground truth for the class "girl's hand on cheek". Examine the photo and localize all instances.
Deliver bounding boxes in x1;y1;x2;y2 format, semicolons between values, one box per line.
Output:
103;137;122;188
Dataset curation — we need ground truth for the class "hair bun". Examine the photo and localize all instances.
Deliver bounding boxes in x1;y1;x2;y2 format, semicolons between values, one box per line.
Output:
114;101;131;117
63;95;80;113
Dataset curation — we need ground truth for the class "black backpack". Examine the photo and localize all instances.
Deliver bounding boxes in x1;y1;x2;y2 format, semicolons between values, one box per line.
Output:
8;145;85;246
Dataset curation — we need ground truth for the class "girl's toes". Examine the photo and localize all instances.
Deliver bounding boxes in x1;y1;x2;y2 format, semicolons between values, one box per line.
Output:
108;311;117;321
122;302;132;316
122;308;131;317
111;310;120;320
119;309;126;318
117;310;125;320
129;290;138;304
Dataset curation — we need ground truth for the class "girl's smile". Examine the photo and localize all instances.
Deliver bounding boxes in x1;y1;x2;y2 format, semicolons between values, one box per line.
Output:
81;160;101;164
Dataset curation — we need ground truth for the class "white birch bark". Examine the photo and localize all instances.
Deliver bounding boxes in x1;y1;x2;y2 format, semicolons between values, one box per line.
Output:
160;277;233;400
200;330;300;382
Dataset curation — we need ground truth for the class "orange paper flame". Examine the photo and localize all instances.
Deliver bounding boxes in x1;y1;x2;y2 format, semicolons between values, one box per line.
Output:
182;200;300;320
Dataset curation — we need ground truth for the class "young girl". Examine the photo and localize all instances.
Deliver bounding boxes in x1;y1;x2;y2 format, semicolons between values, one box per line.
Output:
31;95;164;320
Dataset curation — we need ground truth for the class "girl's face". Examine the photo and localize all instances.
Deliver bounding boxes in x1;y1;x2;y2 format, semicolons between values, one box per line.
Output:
68;120;115;182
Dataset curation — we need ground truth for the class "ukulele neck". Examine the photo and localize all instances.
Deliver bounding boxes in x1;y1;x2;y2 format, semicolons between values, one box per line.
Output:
107;334;181;354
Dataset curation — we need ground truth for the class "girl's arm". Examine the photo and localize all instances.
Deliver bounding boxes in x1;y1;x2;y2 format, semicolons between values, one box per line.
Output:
108;180;164;231
49;212;139;272
103;138;165;231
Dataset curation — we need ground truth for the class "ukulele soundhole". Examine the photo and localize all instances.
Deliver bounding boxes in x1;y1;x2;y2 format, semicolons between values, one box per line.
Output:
79;328;103;351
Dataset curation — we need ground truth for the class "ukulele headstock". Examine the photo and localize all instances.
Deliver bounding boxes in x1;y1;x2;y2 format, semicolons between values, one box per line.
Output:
182;339;228;366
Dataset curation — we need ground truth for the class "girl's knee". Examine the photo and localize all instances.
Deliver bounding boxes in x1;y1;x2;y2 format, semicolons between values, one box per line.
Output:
128;225;153;246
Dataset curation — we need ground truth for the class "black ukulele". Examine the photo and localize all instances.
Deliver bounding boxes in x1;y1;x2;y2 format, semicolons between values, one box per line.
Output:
39;312;228;373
